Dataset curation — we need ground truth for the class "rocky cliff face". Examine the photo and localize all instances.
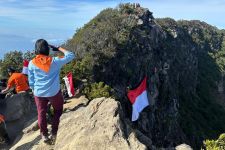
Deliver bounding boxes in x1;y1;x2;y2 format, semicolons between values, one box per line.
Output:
65;3;225;149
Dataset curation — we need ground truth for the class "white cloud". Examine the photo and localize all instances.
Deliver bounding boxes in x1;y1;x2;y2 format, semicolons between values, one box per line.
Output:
2;0;223;29
139;0;225;29
0;0;224;57
31;38;65;44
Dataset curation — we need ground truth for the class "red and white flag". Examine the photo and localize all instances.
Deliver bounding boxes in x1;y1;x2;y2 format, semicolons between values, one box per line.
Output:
22;60;29;75
127;76;149;121
63;72;75;97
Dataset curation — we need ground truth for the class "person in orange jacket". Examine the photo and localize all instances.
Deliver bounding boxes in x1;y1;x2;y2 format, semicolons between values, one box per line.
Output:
1;67;29;94
0;114;10;144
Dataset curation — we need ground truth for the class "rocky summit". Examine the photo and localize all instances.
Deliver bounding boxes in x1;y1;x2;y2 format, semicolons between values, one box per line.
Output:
9;97;193;150
10;97;148;150
64;3;225;149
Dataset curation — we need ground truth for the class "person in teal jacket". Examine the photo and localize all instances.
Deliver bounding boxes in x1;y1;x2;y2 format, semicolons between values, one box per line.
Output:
28;39;75;144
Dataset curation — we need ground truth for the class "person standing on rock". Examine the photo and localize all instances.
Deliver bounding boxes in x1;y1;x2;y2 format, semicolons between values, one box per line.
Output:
28;39;75;144
1;67;29;94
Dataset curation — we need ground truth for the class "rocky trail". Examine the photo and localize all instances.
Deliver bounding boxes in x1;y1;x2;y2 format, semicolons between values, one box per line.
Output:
0;94;192;150
9;96;148;150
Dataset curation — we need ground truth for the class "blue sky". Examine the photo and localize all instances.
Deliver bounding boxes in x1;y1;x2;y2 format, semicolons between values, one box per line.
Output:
0;0;225;58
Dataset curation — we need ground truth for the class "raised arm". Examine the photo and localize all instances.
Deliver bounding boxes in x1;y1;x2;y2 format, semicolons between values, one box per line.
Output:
54;47;75;68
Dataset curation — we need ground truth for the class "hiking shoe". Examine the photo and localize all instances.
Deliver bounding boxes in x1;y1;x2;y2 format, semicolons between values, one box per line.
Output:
42;135;50;143
49;134;57;145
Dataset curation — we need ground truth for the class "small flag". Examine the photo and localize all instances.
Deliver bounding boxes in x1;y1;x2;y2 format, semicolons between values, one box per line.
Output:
127;76;149;121
63;72;75;97
22;60;29;75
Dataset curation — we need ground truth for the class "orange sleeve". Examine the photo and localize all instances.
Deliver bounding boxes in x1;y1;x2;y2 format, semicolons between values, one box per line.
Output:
25;75;29;87
25;75;28;82
7;75;15;88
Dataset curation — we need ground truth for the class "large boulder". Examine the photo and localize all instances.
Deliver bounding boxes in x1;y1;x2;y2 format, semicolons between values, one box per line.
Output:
0;92;31;122
176;144;193;150
0;92;35;150
10;97;150;150
55;97;148;150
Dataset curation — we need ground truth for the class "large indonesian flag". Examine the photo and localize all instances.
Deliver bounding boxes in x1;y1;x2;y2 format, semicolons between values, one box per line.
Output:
63;72;75;97
127;76;149;121
22;60;29;75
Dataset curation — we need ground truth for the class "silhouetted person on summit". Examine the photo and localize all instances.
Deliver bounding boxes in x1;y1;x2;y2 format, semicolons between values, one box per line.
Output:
28;39;75;144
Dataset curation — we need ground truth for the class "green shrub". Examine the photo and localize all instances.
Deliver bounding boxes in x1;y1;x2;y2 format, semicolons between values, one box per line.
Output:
118;3;135;14
204;134;225;150
60;54;93;82
23;50;35;60
0;51;23;78
83;82;114;100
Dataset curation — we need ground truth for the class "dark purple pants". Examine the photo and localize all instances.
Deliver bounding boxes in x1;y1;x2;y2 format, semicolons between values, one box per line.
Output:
34;91;63;136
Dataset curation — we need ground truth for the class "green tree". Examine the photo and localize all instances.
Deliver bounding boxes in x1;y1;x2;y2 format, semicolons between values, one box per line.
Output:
0;51;23;78
60;54;93;82
23;50;35;60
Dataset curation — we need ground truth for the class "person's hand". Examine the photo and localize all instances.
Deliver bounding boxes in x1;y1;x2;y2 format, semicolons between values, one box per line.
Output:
58;47;65;51
1;86;10;94
58;47;67;53
49;45;59;51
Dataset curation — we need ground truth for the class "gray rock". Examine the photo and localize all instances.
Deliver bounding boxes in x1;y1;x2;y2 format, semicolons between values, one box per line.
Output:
1;92;31;122
137;19;144;25
11;97;149;150
176;144;193;150
55;97;147;150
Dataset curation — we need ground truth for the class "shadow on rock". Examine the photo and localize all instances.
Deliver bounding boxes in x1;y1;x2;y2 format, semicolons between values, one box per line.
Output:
14;135;41;150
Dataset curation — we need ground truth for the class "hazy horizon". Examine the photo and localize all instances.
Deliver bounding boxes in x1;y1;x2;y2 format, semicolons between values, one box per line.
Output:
0;0;225;58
